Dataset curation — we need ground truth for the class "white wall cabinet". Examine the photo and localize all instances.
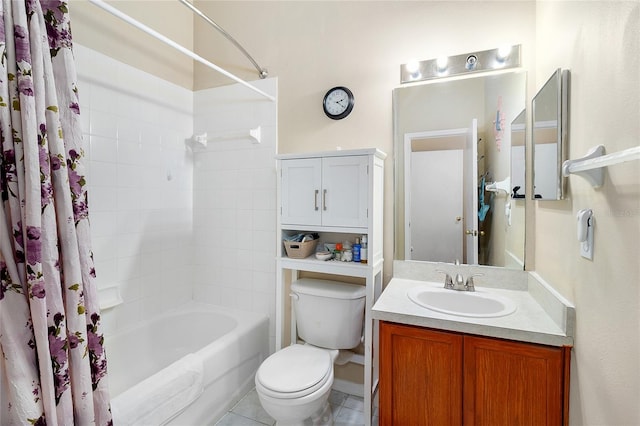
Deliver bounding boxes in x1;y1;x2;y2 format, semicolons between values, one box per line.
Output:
276;148;386;426
281;155;369;228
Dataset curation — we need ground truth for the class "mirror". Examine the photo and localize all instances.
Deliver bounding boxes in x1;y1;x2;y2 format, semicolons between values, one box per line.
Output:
393;71;526;269
510;109;526;199
531;68;569;200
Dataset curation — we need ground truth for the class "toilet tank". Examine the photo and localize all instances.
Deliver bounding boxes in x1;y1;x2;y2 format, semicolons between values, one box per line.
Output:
291;278;366;350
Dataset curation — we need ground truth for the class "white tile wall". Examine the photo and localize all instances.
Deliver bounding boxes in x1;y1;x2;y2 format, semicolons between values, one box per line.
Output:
75;45;195;334
75;45;277;348
193;79;278;350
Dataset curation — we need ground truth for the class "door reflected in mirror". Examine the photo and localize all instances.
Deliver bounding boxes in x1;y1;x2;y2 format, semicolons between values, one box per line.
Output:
393;71;526;269
531;68;569;200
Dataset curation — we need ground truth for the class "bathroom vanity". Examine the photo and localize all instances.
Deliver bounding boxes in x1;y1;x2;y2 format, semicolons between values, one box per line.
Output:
275;148;386;425
373;261;574;425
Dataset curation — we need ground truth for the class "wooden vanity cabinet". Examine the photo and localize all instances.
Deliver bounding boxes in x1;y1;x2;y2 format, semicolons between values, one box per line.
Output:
380;321;571;426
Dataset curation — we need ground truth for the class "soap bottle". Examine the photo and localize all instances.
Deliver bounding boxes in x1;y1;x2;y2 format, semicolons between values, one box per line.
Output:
360;235;368;264
353;238;361;262
334;242;343;261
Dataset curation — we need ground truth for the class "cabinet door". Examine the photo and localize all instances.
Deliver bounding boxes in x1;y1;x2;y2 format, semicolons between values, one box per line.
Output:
321;156;369;227
281;158;322;226
463;335;568;426
380;322;463;426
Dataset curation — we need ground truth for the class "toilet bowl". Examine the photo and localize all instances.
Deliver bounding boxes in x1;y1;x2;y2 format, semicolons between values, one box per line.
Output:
255;344;338;426
255;279;366;426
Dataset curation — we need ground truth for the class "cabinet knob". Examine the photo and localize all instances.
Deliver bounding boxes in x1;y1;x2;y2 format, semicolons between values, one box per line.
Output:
323;189;327;211
314;189;319;211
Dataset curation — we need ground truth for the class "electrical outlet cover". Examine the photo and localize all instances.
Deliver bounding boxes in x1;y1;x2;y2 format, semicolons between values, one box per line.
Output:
580;216;594;260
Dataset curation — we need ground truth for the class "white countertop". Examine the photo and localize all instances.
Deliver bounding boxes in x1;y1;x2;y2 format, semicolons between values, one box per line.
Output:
372;276;575;347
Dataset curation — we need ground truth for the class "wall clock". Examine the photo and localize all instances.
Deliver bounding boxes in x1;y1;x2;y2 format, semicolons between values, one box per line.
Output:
323;86;354;120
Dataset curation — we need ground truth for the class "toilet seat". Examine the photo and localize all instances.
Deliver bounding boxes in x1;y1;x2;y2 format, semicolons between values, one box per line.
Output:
256;344;332;399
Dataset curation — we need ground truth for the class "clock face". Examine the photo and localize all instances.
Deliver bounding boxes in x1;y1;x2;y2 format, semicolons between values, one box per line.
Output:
323;86;354;119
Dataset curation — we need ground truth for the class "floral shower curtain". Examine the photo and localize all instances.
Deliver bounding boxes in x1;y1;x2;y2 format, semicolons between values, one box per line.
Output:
0;0;111;425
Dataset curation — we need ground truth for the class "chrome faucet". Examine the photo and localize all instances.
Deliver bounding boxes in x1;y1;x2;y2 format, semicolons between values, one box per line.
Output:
451;259;466;291
452;272;467;291
442;272;454;290
436;260;482;292
464;274;482;292
436;270;461;290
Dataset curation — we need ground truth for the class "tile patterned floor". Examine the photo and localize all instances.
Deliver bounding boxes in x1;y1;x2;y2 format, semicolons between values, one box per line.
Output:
215;388;368;426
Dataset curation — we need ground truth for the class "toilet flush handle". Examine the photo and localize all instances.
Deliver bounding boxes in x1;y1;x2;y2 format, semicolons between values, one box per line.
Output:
289;292;299;301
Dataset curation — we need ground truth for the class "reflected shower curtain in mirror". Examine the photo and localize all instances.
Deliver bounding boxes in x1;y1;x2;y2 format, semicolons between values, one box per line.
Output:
0;0;111;424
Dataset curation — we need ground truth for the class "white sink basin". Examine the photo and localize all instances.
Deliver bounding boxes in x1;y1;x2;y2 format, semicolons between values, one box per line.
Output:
407;286;517;318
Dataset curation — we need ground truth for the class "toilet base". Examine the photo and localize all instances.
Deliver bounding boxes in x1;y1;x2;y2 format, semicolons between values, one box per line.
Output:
310;400;334;426
274;400;333;426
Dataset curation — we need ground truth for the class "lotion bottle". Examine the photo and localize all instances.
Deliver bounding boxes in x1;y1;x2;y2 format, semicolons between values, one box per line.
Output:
360;235;368;264
353;238;361;262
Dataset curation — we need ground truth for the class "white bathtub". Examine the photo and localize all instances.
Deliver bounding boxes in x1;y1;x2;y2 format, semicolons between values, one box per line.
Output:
105;302;269;425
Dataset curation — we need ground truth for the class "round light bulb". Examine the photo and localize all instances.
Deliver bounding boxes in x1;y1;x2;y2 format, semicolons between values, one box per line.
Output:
405;60;420;74
436;57;448;71
497;45;512;61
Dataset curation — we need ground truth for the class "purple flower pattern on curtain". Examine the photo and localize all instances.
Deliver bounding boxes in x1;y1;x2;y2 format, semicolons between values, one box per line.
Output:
0;1;112;425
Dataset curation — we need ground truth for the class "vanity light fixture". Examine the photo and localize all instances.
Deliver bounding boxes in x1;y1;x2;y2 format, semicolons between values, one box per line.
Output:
400;44;521;84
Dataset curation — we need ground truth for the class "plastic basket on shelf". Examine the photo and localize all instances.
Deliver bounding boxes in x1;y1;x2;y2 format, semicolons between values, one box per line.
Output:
283;239;318;259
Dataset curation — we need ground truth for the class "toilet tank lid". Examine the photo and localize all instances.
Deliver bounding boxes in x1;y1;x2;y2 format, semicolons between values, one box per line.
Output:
291;278;366;300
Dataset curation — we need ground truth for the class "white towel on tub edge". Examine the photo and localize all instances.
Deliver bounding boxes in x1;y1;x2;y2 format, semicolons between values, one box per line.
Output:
110;353;204;426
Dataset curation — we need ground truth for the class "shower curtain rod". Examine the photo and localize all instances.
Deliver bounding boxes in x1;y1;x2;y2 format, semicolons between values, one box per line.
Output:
177;0;268;80
87;0;275;102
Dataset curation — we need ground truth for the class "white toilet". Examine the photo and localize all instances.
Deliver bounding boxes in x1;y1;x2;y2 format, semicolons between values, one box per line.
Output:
255;278;366;426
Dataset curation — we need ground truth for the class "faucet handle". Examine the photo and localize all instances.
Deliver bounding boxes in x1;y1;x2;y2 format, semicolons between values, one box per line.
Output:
435;269;454;289
465;273;483;292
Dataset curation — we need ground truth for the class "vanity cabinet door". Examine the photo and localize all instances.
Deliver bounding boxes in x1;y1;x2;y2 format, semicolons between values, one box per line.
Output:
463;335;569;426
281;158;322;226
380;322;463;426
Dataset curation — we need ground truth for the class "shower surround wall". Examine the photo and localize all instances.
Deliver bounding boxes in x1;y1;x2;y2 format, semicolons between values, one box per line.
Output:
75;45;195;334
75;44;277;344
192;79;278;352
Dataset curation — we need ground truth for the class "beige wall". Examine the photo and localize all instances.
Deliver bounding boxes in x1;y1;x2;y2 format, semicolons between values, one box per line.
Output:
69;0;639;422
534;2;639;424
70;0;194;89
193;0;537;282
